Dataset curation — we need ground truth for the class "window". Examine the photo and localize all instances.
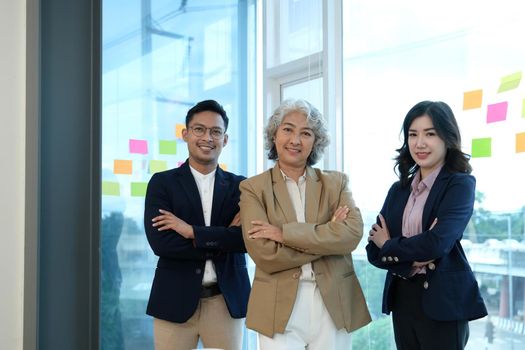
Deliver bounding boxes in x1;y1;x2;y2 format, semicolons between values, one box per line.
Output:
101;1;256;348
342;1;525;348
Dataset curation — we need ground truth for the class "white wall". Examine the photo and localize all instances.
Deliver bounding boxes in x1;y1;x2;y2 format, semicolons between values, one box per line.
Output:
0;0;26;349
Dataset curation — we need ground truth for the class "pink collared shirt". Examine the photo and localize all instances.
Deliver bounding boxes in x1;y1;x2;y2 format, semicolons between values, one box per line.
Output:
402;165;443;275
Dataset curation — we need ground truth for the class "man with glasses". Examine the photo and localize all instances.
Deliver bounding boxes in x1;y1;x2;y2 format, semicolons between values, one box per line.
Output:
144;100;250;350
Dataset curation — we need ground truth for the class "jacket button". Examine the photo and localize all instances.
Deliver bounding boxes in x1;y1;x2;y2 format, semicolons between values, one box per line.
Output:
393;256;399;262
196;268;202;274
292;272;300;279
423;281;429;289
381;257;387;262
387;256;393;262
428;262;435;270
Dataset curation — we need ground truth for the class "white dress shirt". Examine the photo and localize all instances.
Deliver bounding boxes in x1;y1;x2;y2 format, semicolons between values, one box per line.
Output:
190;165;217;285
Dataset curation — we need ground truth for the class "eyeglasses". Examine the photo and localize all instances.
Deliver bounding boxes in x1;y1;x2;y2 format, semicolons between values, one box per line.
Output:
188;125;225;140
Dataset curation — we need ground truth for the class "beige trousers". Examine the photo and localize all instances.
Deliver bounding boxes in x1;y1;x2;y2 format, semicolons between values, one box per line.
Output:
153;294;243;350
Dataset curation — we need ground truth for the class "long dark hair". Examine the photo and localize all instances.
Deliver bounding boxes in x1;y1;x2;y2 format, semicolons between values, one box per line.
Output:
395;101;472;186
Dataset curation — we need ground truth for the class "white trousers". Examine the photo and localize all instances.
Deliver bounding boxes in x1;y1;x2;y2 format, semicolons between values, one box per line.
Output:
259;280;351;350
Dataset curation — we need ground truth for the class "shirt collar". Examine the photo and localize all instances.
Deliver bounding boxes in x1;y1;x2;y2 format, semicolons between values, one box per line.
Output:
279;168;307;184
412;165;443;192
189;165;216;181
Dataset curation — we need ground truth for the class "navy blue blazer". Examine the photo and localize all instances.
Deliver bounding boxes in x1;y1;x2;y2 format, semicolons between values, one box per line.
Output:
144;160;250;323
366;168;487;321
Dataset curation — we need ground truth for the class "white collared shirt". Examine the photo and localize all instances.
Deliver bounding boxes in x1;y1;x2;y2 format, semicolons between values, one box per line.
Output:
280;169;315;281
190;165;217;285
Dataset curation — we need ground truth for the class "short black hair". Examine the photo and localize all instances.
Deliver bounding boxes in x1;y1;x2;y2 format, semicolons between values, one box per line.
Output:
185;100;229;131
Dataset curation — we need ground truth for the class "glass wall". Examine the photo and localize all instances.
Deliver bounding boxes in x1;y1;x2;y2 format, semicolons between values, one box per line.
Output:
101;1;256;349
342;1;525;349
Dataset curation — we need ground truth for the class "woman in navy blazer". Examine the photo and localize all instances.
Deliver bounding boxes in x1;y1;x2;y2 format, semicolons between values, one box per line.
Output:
366;101;487;349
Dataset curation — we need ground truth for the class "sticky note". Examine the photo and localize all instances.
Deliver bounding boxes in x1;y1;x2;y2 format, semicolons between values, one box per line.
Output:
102;181;120;196
471;138;492;158
159;140;177;154
463;90;483;110
114;159;132;174
219;163;228;171
176;124;185;138
522;99;525;118
130;182;148;197
129;139;148;154
517;132;525;153
497;71;521;93
486;102;507;123
150;160;168;174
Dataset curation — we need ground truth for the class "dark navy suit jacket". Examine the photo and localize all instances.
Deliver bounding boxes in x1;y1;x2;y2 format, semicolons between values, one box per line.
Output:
144;160;250;323
366;168;487;321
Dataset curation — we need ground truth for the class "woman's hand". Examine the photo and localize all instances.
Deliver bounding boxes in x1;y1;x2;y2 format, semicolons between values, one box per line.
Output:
368;213;390;249
152;209;194;239
331;205;349;223
248;220;283;243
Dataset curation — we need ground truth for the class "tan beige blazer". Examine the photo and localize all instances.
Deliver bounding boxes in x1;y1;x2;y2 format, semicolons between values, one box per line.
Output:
239;164;371;337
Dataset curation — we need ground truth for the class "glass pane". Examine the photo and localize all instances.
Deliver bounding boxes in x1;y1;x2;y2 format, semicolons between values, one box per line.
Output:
267;0;322;66
281;77;323;112
343;1;525;349
101;1;256;349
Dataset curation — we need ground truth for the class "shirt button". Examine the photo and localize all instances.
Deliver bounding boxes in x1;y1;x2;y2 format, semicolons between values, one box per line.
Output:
387;256;393;262
393;257;399;262
428;262;435;270
381;257;387;262
292;272;300;279
196;268;202;274
423;281;429;289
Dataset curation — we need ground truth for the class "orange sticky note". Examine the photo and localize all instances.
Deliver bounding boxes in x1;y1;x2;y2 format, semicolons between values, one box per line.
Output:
463;90;483;110
175;124;185;138
114;159;133;174
517;132;525;153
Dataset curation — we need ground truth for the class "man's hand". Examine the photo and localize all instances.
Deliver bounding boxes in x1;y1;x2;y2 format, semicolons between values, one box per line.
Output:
229;212;241;227
368;213;390;249
248;220;283;243
152;209;194;239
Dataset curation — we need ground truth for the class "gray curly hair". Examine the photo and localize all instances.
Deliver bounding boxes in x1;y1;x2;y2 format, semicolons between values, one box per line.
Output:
264;99;329;166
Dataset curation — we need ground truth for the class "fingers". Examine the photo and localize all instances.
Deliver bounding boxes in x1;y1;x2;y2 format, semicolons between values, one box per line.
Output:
331;205;349;222
378;213;386;228
429;217;438;230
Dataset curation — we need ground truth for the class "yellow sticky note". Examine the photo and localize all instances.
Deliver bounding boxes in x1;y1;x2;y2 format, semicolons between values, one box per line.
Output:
463;90;483;110
102;181;120;196
114;159;133;174
150;160;168;174
175;124;185;139
498;71;522;92
516;132;525;153
131;182;148;197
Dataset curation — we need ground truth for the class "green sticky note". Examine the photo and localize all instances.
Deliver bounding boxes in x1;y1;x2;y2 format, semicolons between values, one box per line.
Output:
130;182;148;197
522;99;525;118
497;71;521;92
159;140;177;154
150;160;168;174
471;138;492;158
102;181;120;196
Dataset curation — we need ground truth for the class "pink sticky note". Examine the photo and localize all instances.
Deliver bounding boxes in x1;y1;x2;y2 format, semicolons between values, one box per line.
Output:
486;102;508;123
129;139;148;154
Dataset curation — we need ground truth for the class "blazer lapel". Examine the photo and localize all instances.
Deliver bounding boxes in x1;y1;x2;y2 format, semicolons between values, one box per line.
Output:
211;166;228;225
174;160;205;226
305;167;320;223
271;165;298;223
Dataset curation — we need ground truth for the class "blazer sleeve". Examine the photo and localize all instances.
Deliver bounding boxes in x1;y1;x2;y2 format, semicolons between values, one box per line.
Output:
365;183;414;276
144;173;219;261
239;179;321;274
193;225;246;253
380;174;475;263
282;172;364;255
